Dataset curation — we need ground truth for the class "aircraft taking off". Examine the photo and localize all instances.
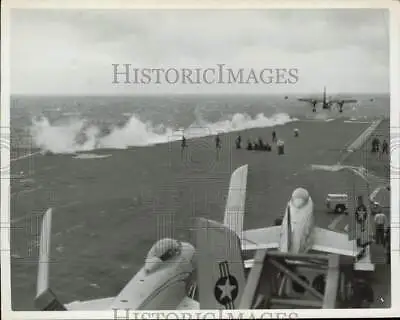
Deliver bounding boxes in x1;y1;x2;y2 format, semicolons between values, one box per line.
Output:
298;87;357;113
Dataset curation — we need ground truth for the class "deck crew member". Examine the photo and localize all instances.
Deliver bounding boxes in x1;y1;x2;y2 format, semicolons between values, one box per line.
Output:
373;211;387;245
277;140;285;155
385;226;390;264
246;139;253;150
349;278;374;308
235;135;242;149
253;139;260;150
215;134;221;160
272;130;277;143
384;226;390;248
382;139;389;154
372;137;380;153
294;128;299;137
215;134;221;150
354;196;368;247
355;196;367;225
258;137;264;150
181;135;187;158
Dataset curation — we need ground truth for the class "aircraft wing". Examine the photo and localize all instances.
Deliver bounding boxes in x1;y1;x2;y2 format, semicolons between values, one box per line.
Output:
341;99;357;103
297;98;323;103
311;227;360;257
65;298;115;310
35;208;118;311
223;164;248;236
240;226;281;251
331;99;357;104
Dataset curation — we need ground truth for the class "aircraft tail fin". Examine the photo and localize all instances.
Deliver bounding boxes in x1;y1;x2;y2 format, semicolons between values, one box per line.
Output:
35;208;67;311
223;164;248;237
195;218;246;310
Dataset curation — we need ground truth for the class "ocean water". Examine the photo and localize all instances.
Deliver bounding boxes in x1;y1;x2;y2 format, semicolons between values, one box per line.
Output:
10;94;389;154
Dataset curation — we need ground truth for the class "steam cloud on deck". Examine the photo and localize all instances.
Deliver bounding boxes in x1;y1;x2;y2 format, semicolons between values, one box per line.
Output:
30;112;297;154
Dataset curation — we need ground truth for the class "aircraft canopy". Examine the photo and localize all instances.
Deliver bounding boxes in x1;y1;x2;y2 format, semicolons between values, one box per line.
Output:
146;238;182;262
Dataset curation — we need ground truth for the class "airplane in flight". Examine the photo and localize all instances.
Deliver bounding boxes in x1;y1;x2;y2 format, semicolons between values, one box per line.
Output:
298;87;357;113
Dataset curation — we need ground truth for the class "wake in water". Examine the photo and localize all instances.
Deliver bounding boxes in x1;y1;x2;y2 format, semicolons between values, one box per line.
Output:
30;112;297;154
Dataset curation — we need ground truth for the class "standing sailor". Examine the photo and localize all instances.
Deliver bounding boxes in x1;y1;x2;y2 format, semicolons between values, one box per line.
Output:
235;134;242;149
382;139;389;155
373;211;387;245
215;134;221;160
181;134;187;158
385;226;391;264
215;134;221;150
246;139;253;150
354;196;368;247
277;140;285;155
272;130;277;143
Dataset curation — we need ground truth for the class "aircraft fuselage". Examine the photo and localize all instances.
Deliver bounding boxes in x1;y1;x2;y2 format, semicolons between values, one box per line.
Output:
110;241;195;310
279;188;315;254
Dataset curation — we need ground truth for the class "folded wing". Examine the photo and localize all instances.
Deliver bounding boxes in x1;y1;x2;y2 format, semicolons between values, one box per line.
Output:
35;208;115;311
240;226;281;251
311;227;360;257
223;164;248;236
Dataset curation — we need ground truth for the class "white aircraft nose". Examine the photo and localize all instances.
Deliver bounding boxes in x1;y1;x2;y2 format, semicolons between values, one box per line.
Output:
291;188;310;208
292;187;309;199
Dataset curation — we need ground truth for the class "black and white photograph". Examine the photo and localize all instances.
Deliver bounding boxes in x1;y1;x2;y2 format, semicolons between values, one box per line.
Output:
2;1;399;318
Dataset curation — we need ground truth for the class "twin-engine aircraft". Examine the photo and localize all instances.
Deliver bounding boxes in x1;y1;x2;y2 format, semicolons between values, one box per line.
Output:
298;86;357;113
35;164;370;311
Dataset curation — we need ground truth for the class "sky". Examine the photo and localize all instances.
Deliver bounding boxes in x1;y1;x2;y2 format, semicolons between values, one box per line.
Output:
10;9;390;95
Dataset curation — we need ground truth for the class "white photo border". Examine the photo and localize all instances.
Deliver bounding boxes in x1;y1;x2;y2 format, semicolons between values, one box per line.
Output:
1;0;399;319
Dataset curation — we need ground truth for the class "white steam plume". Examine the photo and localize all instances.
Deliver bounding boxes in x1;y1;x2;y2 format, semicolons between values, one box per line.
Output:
30;112;297;154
